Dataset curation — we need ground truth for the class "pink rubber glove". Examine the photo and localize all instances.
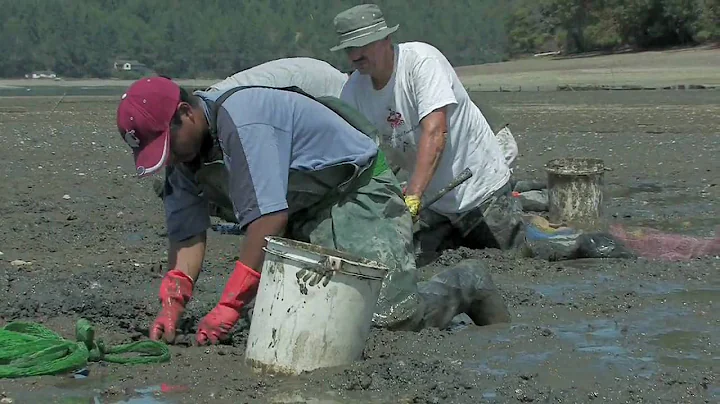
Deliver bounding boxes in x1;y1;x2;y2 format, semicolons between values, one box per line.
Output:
150;269;194;344
195;261;261;345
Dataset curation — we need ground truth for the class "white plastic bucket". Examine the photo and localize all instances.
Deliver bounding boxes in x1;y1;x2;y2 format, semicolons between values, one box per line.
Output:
545;157;605;229
244;236;388;375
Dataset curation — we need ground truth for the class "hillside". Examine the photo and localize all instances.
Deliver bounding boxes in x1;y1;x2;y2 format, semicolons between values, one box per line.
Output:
2;0;718;80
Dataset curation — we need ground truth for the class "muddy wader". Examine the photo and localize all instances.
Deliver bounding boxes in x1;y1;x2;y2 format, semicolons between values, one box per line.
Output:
414;180;526;266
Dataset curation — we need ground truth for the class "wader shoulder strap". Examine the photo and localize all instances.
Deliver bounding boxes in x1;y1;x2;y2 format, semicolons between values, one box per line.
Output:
209;85;309;135
208;85;381;141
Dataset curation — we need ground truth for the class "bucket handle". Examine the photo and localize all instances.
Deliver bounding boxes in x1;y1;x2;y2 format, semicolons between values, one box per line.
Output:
262;247;384;281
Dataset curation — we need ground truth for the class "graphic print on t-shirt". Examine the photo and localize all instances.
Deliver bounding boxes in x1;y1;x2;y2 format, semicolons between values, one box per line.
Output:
383;106;422;154
382;106;418;157
386;108;405;129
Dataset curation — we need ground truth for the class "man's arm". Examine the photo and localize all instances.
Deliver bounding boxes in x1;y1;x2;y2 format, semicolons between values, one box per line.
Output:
238;210;289;271
150;167;211;344
216;117;293;271
168;232;207;281
405;56;457;202
162;165;212;278
404;108;448;197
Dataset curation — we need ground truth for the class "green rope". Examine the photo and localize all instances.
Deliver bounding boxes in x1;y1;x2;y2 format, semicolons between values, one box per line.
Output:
0;318;170;378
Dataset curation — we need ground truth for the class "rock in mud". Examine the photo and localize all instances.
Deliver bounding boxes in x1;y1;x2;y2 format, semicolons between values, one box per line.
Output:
575;232;636;259
0;392;12;404
513;179;547;193
519;189;548;211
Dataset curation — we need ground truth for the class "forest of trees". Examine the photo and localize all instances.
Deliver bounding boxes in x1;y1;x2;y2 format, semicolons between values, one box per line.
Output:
1;0;717;79
507;0;720;55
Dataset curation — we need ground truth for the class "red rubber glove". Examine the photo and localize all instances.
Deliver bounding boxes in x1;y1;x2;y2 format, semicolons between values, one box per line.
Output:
196;261;261;345
149;269;194;344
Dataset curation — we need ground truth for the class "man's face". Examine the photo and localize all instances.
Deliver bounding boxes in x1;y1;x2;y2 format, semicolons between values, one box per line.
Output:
345;38;391;76
169;102;206;164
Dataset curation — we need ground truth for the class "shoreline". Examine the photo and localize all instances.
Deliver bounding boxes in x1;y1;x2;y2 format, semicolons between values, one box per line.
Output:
1;47;718;94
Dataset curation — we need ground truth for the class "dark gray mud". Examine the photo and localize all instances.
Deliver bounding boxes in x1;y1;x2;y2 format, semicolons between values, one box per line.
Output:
0;91;718;403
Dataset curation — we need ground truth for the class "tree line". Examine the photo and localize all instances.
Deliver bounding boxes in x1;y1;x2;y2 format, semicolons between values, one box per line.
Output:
1;0;717;79
506;0;720;55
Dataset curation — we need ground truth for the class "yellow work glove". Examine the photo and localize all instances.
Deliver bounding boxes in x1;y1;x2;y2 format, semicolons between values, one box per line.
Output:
404;195;421;221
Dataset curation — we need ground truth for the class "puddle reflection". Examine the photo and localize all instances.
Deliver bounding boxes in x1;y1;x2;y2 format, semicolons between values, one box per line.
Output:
468;281;718;383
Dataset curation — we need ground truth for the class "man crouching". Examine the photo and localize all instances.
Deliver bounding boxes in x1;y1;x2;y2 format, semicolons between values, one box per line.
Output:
115;77;425;345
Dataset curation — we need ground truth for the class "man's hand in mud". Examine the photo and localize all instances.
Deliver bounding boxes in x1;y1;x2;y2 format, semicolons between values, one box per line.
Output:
150;269;194;344
150;306;185;344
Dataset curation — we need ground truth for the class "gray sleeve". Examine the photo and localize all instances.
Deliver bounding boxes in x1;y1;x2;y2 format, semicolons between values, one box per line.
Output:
217;110;291;230
163;165;211;242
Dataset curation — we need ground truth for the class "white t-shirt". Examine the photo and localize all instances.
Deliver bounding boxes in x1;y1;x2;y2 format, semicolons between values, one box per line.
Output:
340;42;511;215
208;57;349;98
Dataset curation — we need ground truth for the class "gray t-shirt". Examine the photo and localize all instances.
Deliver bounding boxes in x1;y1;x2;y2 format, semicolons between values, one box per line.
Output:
163;87;378;242
207;57;349;98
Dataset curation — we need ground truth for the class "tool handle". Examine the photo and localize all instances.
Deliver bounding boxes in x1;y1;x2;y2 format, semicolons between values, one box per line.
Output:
418;168;473;213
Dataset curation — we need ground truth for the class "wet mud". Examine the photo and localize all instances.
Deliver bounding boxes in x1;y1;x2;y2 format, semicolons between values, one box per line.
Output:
0;91;718;403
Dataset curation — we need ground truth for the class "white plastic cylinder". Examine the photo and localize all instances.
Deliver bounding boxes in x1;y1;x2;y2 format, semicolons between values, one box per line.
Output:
244;236;388;375
545;157;605;229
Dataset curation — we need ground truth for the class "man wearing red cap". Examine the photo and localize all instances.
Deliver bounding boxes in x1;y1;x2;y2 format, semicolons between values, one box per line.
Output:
116;77;424;345
152;57;350;217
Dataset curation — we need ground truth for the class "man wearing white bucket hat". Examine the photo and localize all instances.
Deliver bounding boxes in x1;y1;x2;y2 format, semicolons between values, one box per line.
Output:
331;4;525;262
115;76;426;345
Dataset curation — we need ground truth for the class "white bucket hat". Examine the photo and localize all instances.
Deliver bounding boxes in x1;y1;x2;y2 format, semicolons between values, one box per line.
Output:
330;4;399;52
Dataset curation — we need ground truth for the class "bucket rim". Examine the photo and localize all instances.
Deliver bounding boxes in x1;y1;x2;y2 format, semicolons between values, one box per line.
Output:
263;236;389;277
544;157;605;176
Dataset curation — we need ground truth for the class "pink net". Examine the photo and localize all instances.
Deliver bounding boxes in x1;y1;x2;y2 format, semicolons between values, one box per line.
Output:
609;224;720;261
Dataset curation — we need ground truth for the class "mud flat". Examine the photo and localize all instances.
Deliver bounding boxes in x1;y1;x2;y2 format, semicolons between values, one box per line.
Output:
0;90;718;403
457;46;720;91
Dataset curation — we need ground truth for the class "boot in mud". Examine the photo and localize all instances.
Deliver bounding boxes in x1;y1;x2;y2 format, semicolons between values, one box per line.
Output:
416;258;511;330
241;260;509;332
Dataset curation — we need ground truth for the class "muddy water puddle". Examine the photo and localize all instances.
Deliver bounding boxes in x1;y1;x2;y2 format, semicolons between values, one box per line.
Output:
464;277;718;396
3;386;354;404
2;384;176;404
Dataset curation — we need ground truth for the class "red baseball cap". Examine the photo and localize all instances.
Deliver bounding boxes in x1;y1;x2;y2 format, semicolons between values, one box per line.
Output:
116;77;181;177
